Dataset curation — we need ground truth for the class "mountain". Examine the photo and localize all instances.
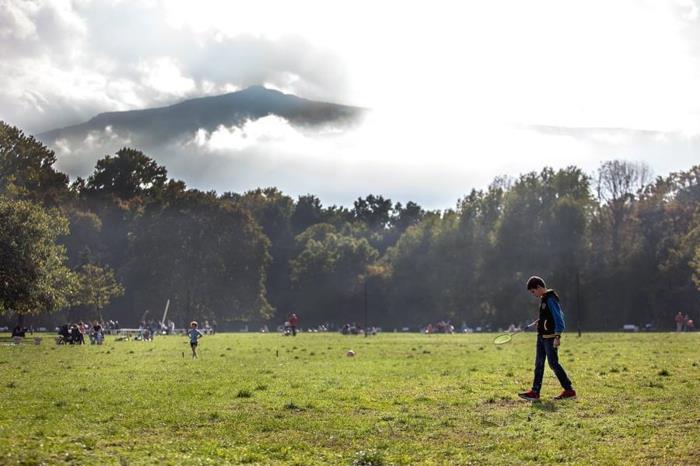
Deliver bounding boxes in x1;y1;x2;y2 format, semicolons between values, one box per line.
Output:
37;86;365;146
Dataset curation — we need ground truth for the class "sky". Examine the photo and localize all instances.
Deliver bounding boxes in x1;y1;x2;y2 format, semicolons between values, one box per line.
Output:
2;0;700;209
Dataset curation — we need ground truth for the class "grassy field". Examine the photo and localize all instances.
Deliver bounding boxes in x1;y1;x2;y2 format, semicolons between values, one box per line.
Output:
0;332;698;465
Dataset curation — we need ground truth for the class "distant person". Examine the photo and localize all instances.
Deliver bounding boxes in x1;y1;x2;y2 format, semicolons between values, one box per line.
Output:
187;321;204;358
58;324;70;344
675;312;684;332
519;276;576;401
147;320;158;340
92;321;104;345
11;325;26;338
683;313;690;332
288;313;299;336
69;324;84;345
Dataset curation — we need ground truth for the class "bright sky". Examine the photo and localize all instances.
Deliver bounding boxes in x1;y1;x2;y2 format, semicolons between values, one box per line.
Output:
2;0;700;208
161;0;700;129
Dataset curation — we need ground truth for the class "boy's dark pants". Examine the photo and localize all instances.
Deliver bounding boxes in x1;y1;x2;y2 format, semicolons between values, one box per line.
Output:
532;335;572;393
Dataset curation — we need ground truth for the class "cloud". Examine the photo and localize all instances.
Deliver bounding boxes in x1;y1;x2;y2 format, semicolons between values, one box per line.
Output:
0;1;349;133
190;116;308;152
43;100;700;210
137;57;196;97
0;0;87;59
46;112;479;208
527;124;700;177
4;0;700;208
675;0;699;21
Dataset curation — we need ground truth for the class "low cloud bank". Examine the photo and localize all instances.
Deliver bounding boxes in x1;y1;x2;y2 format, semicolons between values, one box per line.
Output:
46;111;700;209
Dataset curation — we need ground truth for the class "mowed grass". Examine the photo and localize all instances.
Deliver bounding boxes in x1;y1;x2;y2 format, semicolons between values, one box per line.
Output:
0;332;698;465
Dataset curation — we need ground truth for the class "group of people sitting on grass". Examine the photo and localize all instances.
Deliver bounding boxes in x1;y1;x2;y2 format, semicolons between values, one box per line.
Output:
11;325;30;337
340;323;378;335
57;321;106;345
424;321;455;334
135;320;163;341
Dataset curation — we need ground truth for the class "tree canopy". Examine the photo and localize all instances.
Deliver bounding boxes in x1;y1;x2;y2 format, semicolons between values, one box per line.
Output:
0;198;77;316
1;120;699;330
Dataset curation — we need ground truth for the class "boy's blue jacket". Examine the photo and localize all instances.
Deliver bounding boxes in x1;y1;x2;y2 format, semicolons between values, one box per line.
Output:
537;289;565;338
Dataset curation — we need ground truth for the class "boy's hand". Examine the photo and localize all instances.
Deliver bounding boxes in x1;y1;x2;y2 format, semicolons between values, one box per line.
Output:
553;336;561;348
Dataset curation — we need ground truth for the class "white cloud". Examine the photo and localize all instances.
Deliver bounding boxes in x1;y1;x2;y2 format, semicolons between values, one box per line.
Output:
0;1;38;40
676;0;699;20
50;107;700;209
0;0;87;58
53;138;72;155
138;57;196;97
191;116;307;152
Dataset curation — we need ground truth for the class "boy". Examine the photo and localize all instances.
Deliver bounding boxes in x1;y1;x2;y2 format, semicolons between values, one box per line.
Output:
518;276;577;401
187;321;204;358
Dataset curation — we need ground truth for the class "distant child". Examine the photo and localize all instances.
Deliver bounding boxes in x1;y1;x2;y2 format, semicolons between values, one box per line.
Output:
288;313;299;336
187;321;204;358
518;276;576;401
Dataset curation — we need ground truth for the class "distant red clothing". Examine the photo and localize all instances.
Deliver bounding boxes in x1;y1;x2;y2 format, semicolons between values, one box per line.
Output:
289;314;299;326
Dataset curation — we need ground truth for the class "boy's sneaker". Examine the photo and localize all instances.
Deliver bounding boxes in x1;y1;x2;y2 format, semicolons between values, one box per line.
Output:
554;389;577;400
518;390;540;401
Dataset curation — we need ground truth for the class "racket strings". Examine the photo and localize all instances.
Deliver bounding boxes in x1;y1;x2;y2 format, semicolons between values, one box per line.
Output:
493;334;512;344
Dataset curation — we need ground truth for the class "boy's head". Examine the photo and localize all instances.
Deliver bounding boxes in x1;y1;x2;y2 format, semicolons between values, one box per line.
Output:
190;321;198;328
526;276;547;298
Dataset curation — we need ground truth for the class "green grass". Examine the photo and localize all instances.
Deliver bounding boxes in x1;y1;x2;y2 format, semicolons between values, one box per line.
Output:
0;332;698;465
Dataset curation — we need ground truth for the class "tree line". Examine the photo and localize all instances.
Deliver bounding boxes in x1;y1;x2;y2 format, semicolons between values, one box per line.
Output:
1;121;699;330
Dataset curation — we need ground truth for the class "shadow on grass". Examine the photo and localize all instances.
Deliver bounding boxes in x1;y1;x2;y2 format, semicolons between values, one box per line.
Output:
531;400;558;412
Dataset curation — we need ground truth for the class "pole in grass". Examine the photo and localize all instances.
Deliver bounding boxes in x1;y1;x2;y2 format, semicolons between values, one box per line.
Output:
161;298;170;330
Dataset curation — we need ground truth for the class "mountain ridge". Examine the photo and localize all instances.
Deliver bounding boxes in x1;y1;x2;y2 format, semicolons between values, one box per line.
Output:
38;86;365;144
